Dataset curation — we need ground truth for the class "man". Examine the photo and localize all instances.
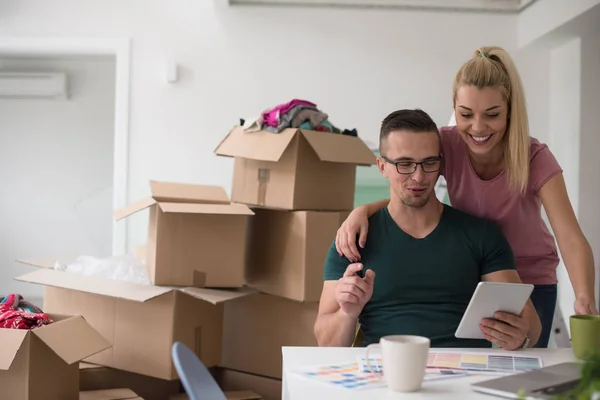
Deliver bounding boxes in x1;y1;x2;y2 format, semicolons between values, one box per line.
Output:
314;109;541;350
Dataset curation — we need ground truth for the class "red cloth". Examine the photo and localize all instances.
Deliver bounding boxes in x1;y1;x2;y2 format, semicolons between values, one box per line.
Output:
314;125;331;132
0;294;53;329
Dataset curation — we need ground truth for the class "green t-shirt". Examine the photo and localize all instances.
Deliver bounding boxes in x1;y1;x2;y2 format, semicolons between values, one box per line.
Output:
323;204;516;348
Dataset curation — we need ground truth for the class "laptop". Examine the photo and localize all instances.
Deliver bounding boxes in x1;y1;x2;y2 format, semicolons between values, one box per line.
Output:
471;362;582;399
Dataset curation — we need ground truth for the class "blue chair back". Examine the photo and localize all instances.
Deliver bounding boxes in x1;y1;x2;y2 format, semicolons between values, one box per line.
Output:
171;342;227;400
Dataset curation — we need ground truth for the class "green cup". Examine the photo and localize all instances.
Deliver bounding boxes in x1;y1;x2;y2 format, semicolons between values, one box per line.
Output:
570;315;600;360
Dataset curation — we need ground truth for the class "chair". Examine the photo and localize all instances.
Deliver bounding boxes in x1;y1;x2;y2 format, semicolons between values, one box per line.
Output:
171;342;227;400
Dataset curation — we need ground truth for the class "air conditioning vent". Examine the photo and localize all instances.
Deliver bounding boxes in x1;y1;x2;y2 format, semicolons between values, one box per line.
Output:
0;72;68;99
224;0;535;13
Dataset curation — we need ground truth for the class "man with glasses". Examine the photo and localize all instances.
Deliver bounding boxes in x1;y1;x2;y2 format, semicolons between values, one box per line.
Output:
314;109;541;349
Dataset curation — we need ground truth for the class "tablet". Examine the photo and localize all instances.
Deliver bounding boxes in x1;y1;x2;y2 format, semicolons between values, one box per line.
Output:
455;281;534;339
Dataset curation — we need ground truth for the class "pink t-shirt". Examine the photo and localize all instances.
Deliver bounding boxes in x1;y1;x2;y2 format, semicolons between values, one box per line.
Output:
441;126;563;285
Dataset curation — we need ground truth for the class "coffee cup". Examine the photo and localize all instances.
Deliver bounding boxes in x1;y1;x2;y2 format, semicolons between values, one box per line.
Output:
364;335;430;392
570;315;600;360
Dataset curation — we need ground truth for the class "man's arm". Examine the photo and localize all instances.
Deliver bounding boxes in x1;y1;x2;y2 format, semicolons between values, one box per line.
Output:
482;270;542;349
314;281;359;347
315;240;357;347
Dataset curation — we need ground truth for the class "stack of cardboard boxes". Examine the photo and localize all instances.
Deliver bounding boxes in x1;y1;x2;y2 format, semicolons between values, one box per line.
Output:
214;126;376;380
9;125;375;400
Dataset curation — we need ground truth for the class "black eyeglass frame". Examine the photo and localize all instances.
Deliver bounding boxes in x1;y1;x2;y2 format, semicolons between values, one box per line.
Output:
381;155;443;175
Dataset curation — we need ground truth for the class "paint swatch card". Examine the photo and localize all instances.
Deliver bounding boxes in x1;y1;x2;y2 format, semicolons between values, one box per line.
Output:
293;361;386;390
426;351;543;374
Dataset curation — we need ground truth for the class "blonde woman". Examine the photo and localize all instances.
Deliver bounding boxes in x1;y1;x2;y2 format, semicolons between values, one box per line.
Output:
335;46;597;348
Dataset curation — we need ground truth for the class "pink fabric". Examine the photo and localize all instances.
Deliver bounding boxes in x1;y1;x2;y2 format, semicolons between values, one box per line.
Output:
441;126;563;285
0;294;53;329
262;99;317;127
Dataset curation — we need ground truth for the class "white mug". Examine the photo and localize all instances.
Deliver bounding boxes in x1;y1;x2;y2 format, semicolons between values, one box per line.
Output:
365;335;430;392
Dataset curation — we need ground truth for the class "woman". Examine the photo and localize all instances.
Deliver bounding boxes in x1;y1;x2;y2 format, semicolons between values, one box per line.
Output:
335;46;597;348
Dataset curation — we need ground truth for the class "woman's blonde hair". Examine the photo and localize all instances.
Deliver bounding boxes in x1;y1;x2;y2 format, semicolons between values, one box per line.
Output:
452;46;530;193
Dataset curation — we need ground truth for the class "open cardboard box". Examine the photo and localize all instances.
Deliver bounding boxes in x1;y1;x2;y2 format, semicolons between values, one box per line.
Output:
113;180;254;288
0;314;111;400
15;262;256;380
79;362;182;400
245;208;349;302
221;293;318;379
80;389;142;400
215;127;376;210
215;368;282;400
170;390;262;400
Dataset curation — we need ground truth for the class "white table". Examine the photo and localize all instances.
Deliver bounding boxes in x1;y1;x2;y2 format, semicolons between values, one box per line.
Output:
282;347;577;399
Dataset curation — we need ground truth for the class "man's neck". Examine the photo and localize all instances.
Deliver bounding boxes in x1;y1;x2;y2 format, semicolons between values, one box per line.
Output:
387;197;444;239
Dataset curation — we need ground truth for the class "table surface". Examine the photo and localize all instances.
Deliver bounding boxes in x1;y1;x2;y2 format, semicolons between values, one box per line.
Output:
282;346;577;399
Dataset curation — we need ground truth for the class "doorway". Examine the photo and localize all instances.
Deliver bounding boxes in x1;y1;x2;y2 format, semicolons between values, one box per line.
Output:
0;38;130;301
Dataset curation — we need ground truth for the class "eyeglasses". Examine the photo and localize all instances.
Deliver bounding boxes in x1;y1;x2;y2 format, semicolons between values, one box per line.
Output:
381;156;442;175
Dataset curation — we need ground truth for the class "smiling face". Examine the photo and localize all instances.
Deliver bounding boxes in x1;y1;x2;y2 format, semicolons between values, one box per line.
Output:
377;129;441;209
454;85;509;156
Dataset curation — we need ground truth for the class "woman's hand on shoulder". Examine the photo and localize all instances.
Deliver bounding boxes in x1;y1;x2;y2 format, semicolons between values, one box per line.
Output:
335;206;370;262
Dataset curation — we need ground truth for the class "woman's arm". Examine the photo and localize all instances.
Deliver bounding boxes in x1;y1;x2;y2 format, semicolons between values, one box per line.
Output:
539;173;598;314
364;199;390;217
335;199;390;261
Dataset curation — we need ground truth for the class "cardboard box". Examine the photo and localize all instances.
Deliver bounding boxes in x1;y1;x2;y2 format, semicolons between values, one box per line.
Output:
0;314;111;400
246;208;348;302
221;294;318;379
80;389;142;400
79;362;181;400
214;127;376;210
170;390;261;400
216;368;282;400
114;180;254;288
15;266;255;380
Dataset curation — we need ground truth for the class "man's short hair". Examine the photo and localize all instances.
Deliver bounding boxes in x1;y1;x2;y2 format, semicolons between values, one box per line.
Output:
379;109;440;155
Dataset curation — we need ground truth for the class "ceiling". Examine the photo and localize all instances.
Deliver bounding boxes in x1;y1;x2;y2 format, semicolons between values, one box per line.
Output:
224;0;539;13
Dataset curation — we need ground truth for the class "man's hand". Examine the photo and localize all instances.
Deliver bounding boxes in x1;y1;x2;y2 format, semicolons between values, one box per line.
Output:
335;263;375;318
480;311;529;351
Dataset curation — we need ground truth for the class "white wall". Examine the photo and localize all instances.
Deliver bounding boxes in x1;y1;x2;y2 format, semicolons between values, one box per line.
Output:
517;3;600;328
578;8;600;314
518;0;600;48
0;0;517;251
548;38;581;334
0;56;115;298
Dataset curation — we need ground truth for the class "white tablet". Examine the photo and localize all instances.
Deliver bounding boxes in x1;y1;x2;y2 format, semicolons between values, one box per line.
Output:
455;281;534;339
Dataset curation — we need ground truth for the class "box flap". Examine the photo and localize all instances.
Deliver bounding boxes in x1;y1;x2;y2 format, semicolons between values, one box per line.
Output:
113;197;157;221
214;126;298;162
34;315;111;364
225;390;263;400
178;287;257;305
149;180;230;204
158;202;255;216
80;389;140;400
170;392;260;400
16;255;82;269
300;130;376;165
79;361;103;370
15;269;173;302
0;329;28;371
